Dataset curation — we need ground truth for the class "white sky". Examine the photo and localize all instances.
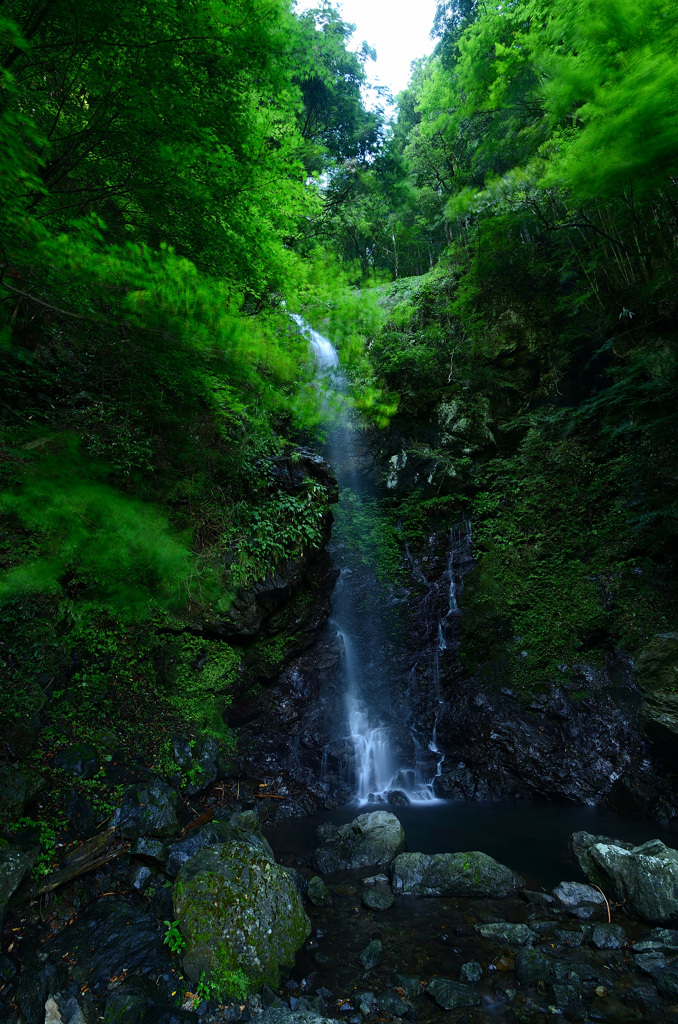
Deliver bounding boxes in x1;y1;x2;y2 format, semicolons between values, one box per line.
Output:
294;0;440;100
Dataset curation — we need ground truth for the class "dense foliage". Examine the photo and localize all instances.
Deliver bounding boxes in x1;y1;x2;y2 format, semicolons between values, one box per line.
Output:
0;0;381;777
312;0;678;691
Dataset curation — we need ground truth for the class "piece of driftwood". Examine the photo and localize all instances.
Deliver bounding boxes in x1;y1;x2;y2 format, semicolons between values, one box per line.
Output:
34;829;128;896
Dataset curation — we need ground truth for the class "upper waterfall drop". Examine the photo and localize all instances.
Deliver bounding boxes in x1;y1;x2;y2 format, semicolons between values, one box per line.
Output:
292;311;466;807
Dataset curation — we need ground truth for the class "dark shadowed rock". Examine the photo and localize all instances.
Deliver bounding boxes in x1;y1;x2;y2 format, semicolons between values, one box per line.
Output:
109;780;181;839
426;978;480;1010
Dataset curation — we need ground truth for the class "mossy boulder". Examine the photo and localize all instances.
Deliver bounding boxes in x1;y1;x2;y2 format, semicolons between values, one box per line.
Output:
173;839;310;996
313;811;406;874
391;850;524;897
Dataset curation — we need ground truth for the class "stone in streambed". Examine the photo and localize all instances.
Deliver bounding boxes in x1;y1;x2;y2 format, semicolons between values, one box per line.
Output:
514;947;553;986
307;876;332;906
459;962;482;983
173;839;310;994
314;812;406;874
391;850;524;897
394;974;420;1000
377;990;409;1016
589;923;626;949
552;880;606;908
633;928;678;954
572;831;678;923
361;888;394;911
359;940;383;970
426;978;480;1010
476;922;536;946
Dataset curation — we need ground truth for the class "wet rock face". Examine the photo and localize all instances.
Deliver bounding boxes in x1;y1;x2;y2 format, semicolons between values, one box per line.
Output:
433;654;658;809
573;831;678;923
391;851;525;898
173;839;311;994
313;811;406;875
636;632;678;763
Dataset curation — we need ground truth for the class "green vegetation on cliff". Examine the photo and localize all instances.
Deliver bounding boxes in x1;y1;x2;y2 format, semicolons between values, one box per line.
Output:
309;0;678;693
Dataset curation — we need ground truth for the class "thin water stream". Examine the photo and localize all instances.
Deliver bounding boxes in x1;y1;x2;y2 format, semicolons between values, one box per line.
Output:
294;314;450;804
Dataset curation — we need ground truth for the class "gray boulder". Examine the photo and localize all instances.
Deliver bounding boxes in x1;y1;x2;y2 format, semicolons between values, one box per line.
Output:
313;811;405;874
391;850;524;897
572;832;678;923
173;839;310;995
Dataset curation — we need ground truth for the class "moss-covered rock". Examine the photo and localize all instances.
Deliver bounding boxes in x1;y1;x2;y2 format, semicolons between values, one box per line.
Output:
391;850;524;897
313;811;406;874
173;839;310;997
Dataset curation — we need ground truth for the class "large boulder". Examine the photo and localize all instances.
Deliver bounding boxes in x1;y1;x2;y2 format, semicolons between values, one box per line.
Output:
313;811;406;874
173;840;310;997
572;831;678;923
391;850;524;897
636;632;678;761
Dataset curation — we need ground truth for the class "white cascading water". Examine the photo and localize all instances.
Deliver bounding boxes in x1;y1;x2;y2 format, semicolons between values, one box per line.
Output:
294;313;471;805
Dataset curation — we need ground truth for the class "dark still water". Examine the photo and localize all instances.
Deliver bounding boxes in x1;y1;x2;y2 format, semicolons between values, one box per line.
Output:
266;799;678;890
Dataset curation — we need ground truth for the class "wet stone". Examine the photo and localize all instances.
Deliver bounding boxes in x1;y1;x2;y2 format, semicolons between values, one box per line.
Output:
426;978;480;1010
359;940;383;971
307;876;332;906
634;951;669;974
590;923;626;949
361;888;394;912
357;991;375;1016
552;881;606;908
333;884;357;897
522;890;556;907
378;990;408;1016
393;974;420;1000
656;966;678;1000
514;947;553;986
362;874;389;886
635;928;678;954
476;922;536;946
459;962;482;984
554;927;588;948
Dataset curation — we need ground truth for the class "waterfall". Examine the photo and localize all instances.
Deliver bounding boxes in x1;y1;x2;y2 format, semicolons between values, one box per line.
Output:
295;313;472;806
